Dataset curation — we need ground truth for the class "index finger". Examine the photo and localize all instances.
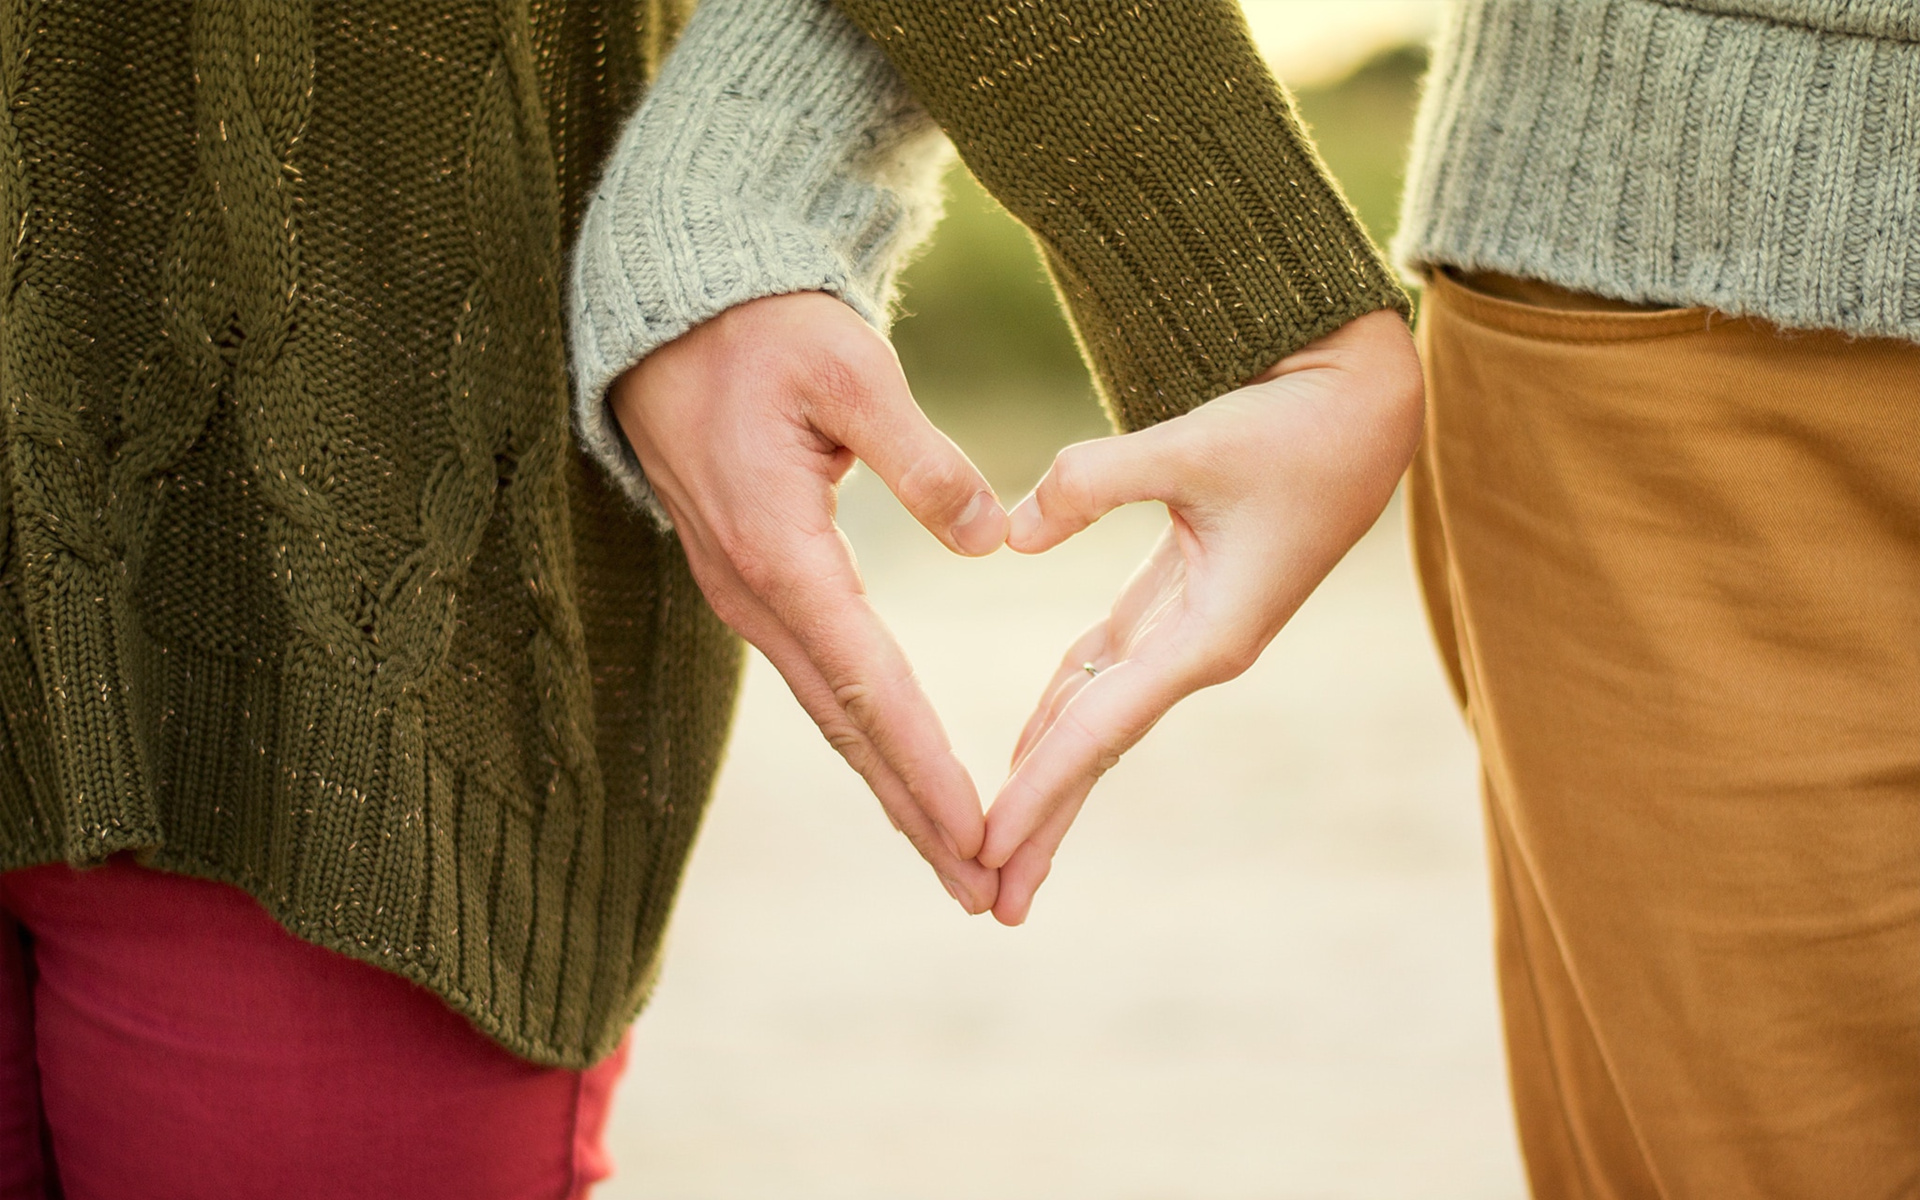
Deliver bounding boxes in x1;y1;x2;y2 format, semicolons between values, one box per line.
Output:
756;622;999;911
707;548;997;911
981;653;1186;870
755;528;988;864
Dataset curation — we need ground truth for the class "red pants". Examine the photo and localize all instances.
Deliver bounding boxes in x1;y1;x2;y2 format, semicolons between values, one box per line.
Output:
0;857;628;1199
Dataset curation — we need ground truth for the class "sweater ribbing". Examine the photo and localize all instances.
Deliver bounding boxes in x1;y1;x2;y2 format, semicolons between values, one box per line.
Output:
1395;0;1920;341
569;0;952;525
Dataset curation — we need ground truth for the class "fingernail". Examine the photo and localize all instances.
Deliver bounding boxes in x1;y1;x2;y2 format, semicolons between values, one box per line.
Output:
951;490;1005;556
938;825;961;860
1007;496;1040;547
938;874;971;910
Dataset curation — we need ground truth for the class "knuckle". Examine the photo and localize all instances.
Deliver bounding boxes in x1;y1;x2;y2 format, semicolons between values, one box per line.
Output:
1214;641;1263;683
799;348;864;409
706;516;753;563
898;820;945;864
701;588;755;633
816;710;886;779
726;544;782;597
1228;643;1262;678
832;679;884;736
715;522;798;600
898;451;974;517
822;719;870;764
1024;854;1055;890
1046;446;1099;518
1189;632;1264;689
794;327;892;410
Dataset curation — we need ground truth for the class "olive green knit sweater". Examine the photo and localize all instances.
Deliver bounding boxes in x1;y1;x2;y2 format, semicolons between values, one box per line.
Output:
0;0;1401;1067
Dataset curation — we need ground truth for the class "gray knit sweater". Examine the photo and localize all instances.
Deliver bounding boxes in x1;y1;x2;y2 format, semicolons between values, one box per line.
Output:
569;0;949;522
1395;0;1920;342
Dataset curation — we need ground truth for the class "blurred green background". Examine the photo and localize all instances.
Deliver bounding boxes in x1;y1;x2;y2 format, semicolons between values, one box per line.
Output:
888;44;1428;496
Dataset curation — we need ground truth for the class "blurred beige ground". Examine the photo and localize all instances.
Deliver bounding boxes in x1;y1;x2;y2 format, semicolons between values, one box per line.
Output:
597;469;1527;1199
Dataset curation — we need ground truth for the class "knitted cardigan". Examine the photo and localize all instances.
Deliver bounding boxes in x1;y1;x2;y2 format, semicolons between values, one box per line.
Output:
1396;0;1920;342
0;0;1402;1067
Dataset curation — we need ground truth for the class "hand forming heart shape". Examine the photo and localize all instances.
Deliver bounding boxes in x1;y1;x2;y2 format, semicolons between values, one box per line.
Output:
610;292;1423;926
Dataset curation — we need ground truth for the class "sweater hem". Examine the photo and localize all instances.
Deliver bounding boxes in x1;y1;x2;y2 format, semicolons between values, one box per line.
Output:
0;582;738;1071
0;842;639;1068
141;849;647;1070
1394;0;1920;343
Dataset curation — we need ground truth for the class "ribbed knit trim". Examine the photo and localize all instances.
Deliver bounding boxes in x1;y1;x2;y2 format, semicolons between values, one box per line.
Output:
1670;1;1919;41
0;602;739;1070
568;0;950;527
1395;0;1920;342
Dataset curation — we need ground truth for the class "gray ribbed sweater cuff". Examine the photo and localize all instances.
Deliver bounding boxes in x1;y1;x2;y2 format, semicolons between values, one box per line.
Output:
1395;0;1920;343
568;0;950;525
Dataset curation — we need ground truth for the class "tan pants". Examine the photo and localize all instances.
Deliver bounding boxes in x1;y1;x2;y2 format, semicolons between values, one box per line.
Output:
1409;269;1920;1199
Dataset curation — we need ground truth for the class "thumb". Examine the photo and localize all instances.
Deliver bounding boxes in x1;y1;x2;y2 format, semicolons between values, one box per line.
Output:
805;338;1006;556
1008;423;1191;554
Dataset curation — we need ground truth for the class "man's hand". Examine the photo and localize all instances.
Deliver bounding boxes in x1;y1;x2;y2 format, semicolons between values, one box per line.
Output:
981;309;1425;925
608;292;1008;914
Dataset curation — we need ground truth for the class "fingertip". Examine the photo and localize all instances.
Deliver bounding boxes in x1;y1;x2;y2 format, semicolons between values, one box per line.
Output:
942;853;1000;915
1006;494;1045;552
993;837;1055;926
983;770;1047;869
923;760;986;862
951;490;1008;557
939;872;989;916
976;840;1014;872
969;869;1001;916
940;820;984;863
978;803;1023;871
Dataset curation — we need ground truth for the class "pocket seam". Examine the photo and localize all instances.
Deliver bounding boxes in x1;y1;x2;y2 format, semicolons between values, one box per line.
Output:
1426;268;1721;346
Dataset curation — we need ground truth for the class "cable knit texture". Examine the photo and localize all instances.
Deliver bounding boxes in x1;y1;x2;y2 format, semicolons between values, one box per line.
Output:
571;0;951;524
0;0;741;1070
1395;0;1920;341
1;0;1402;1067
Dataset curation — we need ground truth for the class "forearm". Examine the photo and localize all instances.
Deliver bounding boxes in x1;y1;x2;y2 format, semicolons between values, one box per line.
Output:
568;0;952;523
829;0;1409;431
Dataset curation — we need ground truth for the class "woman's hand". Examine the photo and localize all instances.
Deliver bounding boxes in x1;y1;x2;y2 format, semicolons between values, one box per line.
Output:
608;292;1008;915
981;309;1425;925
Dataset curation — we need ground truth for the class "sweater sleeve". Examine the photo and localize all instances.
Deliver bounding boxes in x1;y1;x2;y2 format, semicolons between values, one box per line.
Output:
568;0;952;523
828;0;1410;432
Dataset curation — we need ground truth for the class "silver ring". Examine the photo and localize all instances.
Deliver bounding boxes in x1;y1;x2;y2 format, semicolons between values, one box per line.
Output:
1081;661;1100;677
